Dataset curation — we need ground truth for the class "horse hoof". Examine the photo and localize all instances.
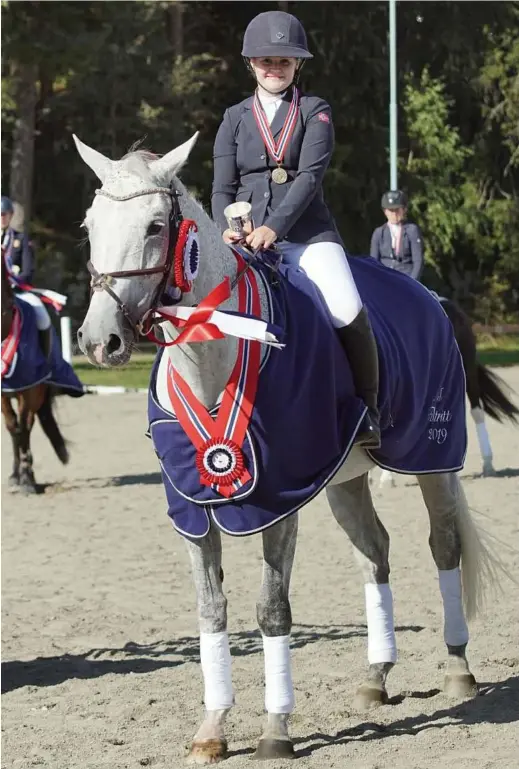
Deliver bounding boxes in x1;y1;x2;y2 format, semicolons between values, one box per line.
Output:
482;465;496;477
444;673;478;699
8;474;20;489
186;739;228;765
353;683;389;710
254;739;295;760
20;481;38;495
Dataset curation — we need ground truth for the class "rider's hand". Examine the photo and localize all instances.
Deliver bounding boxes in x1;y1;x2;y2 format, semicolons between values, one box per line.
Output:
222;229;241;245
246;225;277;251
222;220;253;245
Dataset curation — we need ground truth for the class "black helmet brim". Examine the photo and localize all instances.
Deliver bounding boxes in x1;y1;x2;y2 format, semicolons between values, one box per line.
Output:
242;44;313;59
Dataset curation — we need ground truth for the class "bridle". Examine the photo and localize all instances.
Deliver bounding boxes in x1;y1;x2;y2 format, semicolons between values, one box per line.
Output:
87;184;183;338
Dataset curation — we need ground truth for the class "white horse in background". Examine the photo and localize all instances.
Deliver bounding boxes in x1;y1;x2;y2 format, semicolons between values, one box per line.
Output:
74;132;504;764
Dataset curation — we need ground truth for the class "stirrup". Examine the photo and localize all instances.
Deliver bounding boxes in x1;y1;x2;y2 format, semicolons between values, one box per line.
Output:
355;411;381;449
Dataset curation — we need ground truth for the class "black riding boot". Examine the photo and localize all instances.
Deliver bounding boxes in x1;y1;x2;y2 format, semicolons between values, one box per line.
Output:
336;307;381;449
38;326;53;361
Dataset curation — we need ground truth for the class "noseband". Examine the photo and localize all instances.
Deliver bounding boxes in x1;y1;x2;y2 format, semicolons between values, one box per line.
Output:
87;185;183;337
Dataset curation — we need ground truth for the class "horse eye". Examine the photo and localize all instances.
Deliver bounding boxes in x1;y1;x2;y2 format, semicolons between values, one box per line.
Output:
147;221;164;237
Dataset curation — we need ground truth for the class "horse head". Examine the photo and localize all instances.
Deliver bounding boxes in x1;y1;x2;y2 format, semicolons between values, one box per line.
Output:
74;133;201;366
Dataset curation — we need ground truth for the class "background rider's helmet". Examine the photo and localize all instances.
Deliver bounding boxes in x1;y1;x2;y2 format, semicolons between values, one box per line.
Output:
381;190;408;210
1;196;14;215
242;11;313;60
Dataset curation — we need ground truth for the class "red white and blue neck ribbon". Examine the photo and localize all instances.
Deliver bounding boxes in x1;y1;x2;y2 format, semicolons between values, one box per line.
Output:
252;86;300;165
149;247;284;349
166;253;262;497
1;305;21;377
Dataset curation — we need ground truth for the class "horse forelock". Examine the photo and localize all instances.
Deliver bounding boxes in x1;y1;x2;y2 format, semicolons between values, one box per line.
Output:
102;150;161;193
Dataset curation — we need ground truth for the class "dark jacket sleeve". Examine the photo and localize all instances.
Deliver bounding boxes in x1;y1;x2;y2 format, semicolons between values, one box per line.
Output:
211;109;239;232
409;223;424;280
370;227;381;260
264;99;334;240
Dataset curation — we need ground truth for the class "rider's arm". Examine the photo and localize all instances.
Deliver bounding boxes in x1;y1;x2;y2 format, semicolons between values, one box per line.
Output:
211;109;239;232
264;98;334;240
370;228;381;260
409;224;424;281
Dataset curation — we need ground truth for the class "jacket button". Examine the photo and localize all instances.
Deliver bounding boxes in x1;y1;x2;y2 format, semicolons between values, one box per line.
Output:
263;192;269;198
260;154;266;160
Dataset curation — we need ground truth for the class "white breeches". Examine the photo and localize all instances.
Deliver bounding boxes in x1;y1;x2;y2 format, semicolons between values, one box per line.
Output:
17;292;51;331
276;241;363;327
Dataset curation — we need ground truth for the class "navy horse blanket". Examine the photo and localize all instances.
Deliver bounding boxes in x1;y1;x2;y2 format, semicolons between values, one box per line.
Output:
1;297;84;395
149;256;466;538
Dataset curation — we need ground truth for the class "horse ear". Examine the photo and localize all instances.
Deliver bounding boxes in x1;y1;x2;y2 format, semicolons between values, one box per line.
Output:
149;132;199;183
73;134;114;184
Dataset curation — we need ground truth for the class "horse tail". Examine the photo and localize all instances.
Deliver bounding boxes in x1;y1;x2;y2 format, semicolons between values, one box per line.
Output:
477;364;519;424
37;388;69;464
452;474;513;621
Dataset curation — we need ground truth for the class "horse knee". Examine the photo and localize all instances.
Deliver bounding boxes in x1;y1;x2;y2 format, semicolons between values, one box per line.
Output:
257;591;292;637
2;405;18;434
198;593;228;634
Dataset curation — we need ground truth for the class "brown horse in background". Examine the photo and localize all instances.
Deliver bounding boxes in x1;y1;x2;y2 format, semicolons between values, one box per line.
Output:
1;259;69;493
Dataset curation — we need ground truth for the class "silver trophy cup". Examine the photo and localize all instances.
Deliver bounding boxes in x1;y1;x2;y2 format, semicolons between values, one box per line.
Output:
224;201;253;238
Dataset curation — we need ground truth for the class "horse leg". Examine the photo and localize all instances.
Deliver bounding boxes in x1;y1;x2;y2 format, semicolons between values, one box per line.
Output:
2;396;21;486
17;396;38;494
379;468;396;488
417;472;478;699
254;515;298;760
463;342;495;476
185;525;232;765
471;407;495;476
326;474;396;709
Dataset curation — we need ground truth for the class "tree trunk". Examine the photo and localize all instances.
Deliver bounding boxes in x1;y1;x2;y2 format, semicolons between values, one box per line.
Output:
9;61;38;228
169;1;184;58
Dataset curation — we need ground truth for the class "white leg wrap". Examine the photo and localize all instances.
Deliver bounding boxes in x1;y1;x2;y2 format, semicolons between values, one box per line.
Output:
438;568;469;647
200;631;234;711
263;635;295;714
365;583;397;664
471;407;493;460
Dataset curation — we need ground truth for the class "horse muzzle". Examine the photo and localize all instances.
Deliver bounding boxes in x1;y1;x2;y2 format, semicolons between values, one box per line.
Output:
77;324;133;368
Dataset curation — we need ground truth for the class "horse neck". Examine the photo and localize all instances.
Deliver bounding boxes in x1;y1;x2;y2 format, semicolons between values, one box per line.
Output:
162;183;240;408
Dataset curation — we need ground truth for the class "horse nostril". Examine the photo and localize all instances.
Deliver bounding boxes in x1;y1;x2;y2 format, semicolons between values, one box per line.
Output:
107;333;123;355
77;329;83;342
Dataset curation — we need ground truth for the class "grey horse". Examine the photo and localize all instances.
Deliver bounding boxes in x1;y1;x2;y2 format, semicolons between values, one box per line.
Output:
74;134;502;764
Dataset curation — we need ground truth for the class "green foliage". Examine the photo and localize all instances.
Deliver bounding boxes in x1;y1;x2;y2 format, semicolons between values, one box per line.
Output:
403;69;474;269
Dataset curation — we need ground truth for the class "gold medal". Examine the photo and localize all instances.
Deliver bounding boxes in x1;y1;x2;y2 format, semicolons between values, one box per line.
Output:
271;167;288;184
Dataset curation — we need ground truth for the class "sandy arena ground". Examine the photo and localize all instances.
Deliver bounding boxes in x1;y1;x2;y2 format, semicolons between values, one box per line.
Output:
2;367;519;769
